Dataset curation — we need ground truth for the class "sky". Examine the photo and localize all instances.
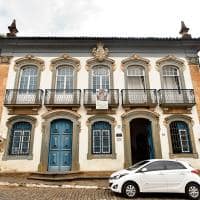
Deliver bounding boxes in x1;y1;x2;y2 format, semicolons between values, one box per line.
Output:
0;0;200;38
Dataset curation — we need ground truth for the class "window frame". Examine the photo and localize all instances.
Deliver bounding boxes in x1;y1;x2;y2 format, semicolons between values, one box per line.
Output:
162;65;182;90
3;116;36;160
19;66;38;90
10;127;31;156
50;54;80;91
87;116;116;160
164;115;198;159
121;55;150;90
91;65;110;90
55;65;74;90
92;123;111;155
156;56;186;90
13;55;44;91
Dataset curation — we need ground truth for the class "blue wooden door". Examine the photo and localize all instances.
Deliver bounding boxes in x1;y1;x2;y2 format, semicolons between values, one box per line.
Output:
48;119;72;172
147;122;155;159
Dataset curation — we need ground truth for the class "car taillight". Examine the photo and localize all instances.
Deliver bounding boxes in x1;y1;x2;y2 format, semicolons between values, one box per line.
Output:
191;169;200;175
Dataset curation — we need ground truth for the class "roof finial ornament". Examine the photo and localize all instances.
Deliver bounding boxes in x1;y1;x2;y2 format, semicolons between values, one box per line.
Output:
7;19;18;37
179;21;191;39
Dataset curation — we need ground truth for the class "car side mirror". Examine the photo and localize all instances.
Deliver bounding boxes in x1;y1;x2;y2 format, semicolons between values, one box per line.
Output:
140;168;148;172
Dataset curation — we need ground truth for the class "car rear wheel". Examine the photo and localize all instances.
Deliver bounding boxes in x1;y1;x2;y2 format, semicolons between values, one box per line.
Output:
186;183;200;200
122;182;139;198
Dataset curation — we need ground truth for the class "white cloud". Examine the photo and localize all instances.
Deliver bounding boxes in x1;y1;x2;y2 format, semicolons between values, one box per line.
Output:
0;0;199;37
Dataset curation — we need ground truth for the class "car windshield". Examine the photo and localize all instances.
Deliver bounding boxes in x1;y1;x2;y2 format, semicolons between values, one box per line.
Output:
127;160;150;171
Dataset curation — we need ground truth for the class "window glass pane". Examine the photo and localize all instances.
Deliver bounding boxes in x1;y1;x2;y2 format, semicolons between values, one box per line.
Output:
165;161;186;170
9;122;32;156
92;66;110;89
145;161;166;171
162;66;181;89
56;66;74;89
127;65;144;76
163;66;179;76
93;130;101;154
102;130;111;153
19;66;37;90
170;121;192;154
92;122;111;154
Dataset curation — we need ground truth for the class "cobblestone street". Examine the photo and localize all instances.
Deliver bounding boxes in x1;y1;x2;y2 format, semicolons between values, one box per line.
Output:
0;186;187;200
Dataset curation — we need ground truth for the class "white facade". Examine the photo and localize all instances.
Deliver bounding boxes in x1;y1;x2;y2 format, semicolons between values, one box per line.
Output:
0;39;200;172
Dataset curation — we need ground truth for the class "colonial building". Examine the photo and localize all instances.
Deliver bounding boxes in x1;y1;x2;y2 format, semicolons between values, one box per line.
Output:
0;21;200;173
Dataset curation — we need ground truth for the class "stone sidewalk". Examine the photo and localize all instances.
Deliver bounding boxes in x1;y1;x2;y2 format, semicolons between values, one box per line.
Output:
0;174;187;200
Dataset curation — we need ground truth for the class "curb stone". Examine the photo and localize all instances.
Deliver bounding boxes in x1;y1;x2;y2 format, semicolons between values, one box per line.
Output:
0;181;108;190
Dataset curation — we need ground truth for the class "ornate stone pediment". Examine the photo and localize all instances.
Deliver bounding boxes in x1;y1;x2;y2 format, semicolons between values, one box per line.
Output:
156;55;185;71
121;54;150;71
92;42;109;62
50;54;80;71
14;55;45;71
86;42;115;71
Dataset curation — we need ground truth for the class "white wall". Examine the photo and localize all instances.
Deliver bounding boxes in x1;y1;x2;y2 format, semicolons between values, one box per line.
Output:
0;54;200;172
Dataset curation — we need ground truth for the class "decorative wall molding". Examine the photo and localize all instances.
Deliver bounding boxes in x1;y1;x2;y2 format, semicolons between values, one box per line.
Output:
50;54;80;71
86;42;115;71
156;55;185;71
121;54;150;71
0;56;13;64
14;55;45;71
186;56;200;65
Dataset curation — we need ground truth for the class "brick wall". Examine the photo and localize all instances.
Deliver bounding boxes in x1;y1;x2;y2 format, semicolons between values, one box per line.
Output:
0;63;9;121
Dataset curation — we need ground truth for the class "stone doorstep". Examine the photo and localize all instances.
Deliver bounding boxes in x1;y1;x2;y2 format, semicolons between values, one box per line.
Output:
28;171;113;181
0;171;113;189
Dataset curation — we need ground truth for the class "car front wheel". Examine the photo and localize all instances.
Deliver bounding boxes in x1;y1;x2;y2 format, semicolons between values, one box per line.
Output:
122;182;139;198
186;183;200;200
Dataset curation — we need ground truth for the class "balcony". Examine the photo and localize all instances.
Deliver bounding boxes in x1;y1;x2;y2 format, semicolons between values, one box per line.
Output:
158;89;195;109
4;89;43;114
84;89;119;109
121;89;157;108
44;89;81;108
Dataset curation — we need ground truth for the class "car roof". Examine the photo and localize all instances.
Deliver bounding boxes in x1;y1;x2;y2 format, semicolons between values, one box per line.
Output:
145;159;191;167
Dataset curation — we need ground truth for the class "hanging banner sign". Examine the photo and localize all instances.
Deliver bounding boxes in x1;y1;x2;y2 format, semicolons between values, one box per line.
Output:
96;89;108;109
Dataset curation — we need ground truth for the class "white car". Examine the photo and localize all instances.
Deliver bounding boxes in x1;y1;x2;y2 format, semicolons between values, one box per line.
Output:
109;159;200;199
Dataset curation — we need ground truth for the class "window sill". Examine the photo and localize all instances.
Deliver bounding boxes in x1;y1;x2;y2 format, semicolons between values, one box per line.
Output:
169;153;198;159
87;153;116;160
2;154;33;161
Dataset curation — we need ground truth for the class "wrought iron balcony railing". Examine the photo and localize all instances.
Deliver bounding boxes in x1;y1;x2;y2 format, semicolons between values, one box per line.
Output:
4;89;43;106
158;89;195;108
84;89;119;108
44;89;81;107
121;89;157;108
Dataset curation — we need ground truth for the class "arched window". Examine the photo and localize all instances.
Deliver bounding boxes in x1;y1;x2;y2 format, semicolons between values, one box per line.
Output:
162;66;181;89
92;66;110;90
9;122;32;155
56;65;74;90
19;66;38;90
169;121;192;153
127;65;146;89
92;121;111;154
